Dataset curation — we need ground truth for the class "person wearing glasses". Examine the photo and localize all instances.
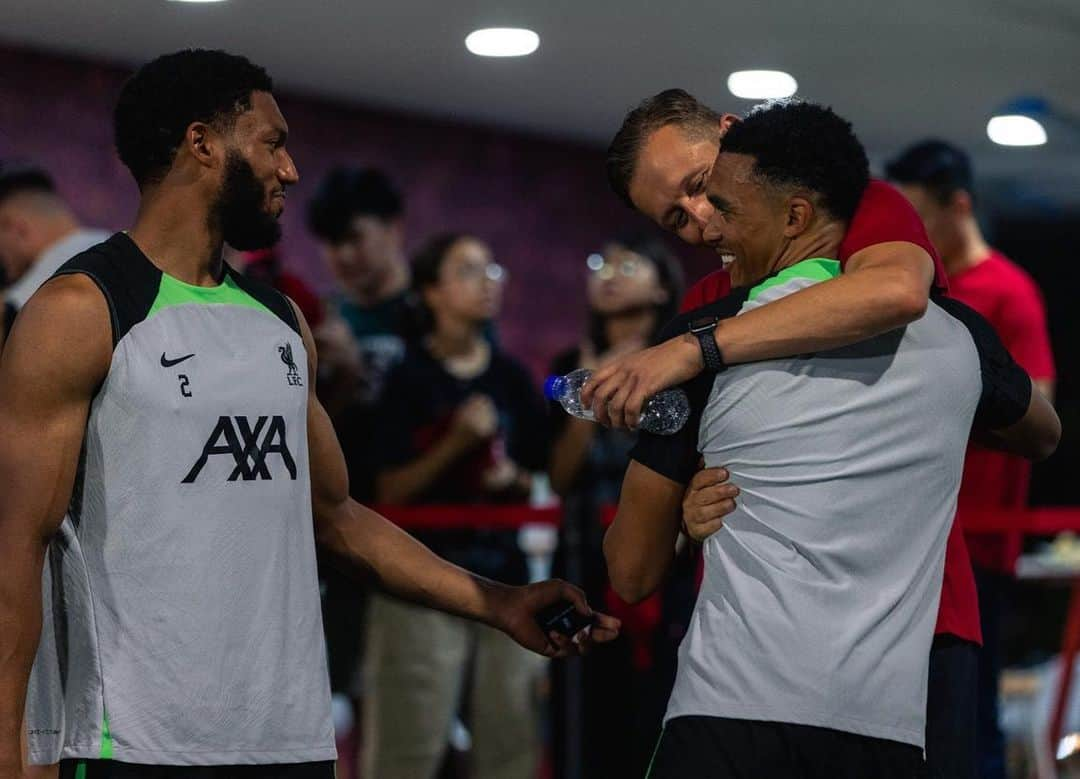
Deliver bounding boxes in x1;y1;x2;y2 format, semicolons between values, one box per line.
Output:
546;233;692;776
548;234;684;500
366;233;552;779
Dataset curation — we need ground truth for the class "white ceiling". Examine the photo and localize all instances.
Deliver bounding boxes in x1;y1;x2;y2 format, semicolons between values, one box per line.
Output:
2;0;1078;206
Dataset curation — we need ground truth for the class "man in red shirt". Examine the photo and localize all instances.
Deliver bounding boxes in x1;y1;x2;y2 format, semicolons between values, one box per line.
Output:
585;89;991;778
591;90;947;415
888;140;1056;779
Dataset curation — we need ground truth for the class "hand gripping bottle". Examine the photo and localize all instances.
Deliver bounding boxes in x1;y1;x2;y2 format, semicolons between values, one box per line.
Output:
544;368;690;435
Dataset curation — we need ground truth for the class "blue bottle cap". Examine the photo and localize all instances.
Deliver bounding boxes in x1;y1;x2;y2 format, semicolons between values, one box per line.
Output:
543;375;564;400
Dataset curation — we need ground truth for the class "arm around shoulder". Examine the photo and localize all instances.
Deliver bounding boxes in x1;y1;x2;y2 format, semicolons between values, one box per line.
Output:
843;241;932;323
708;240;933;367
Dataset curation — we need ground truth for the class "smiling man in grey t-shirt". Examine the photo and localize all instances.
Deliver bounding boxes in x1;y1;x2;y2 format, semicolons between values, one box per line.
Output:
602;101;1059;778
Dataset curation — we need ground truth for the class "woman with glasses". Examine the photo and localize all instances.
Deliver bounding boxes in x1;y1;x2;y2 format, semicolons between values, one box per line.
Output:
547;234;687;778
549;235;684;500
364;232;550;779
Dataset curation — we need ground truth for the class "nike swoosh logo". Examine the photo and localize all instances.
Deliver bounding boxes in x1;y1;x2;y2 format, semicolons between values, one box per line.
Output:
160;352;195;368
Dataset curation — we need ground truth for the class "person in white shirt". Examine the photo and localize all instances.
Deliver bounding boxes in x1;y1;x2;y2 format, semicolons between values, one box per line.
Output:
0;163;108;350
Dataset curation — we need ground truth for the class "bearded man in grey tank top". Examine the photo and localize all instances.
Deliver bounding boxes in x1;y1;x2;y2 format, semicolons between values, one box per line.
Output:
0;49;619;779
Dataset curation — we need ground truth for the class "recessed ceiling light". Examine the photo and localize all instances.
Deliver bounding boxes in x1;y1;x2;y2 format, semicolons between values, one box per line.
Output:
727;70;798;100
465;28;540;58
987;115;1047;147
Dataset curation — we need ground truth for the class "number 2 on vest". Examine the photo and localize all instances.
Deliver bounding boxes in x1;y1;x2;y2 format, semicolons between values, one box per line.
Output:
179;374;192;398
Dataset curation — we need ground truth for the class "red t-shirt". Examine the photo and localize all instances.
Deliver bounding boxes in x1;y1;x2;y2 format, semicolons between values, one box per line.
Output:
951;252;1055;575
276;271;325;330
679;178;981;643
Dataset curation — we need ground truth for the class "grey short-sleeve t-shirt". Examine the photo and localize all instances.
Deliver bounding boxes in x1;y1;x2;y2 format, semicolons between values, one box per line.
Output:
632;258;1029;747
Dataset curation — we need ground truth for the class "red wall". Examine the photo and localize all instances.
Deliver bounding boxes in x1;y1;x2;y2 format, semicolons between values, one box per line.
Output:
0;44;715;378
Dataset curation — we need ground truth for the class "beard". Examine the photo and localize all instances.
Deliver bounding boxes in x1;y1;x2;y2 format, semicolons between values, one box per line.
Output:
210;151;282;251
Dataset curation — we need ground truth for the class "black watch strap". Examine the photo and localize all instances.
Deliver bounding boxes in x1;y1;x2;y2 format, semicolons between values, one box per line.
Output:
689;316;726;372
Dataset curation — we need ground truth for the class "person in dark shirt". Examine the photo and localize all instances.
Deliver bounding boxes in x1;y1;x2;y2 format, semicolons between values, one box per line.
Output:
306;165;413;433
364;232;550;779
306;166;415;706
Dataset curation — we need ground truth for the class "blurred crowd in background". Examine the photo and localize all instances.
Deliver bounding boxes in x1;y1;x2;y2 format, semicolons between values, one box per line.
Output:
1;116;1063;776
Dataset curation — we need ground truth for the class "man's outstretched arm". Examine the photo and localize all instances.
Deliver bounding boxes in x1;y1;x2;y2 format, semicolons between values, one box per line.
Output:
292;302;619;656
583;242;934;428
0;276;111;776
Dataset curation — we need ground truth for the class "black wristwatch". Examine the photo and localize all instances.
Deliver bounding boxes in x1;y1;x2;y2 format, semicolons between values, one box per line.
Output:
688;316;726;372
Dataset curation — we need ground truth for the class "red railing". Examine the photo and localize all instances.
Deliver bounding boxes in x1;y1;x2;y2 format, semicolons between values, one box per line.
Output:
373;504;562;530
375;502;1080;758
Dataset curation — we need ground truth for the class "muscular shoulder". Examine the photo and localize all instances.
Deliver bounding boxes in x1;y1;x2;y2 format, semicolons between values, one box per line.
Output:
20;274;112;344
4;273;113;395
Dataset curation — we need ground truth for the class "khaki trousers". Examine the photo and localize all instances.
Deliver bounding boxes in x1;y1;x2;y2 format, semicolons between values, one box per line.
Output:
360;594;544;779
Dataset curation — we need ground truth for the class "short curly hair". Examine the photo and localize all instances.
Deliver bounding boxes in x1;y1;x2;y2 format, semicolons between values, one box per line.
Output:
720;100;869;223
114;49;273;188
606;89;721;209
306;166;404;244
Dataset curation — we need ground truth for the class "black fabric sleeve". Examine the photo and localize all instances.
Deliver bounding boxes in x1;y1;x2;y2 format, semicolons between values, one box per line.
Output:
53;233;160;346
627;371;712;485
936;295;1032;429
625;294;746;485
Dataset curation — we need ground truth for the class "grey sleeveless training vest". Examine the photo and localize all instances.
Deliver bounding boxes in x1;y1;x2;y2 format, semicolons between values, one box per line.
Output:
26;233;335;765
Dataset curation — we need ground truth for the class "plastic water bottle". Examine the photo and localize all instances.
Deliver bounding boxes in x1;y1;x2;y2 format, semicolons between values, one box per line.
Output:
544;368;690;435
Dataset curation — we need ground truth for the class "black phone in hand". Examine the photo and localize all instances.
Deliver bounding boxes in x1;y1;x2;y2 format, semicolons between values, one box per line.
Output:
536;600;596;637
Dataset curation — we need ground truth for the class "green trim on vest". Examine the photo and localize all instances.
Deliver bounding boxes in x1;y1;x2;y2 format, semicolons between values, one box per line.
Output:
74;762;87;779
99;709;113;759
747;258;841;302
148;273;272;319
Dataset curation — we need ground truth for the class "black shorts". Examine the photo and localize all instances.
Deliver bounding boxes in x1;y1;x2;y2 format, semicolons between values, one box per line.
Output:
923;634;978;779
647;716;923;779
58;760;335;779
